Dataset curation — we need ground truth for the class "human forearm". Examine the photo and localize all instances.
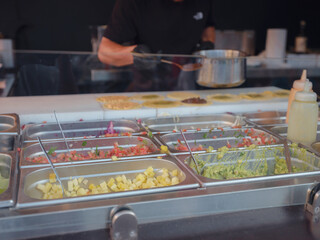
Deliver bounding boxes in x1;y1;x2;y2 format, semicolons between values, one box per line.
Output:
98;37;137;67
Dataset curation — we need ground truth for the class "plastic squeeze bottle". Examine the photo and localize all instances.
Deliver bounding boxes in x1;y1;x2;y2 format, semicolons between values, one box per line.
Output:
287;79;318;146
286;69;312;123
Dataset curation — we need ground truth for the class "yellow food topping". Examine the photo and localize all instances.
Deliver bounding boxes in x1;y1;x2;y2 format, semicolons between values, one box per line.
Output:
37;167;182;199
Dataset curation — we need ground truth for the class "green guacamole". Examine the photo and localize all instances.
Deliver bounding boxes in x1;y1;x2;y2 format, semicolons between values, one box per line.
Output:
0;174;9;194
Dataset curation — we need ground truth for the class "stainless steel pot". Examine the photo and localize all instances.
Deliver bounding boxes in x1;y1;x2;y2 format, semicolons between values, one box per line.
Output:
195;50;246;88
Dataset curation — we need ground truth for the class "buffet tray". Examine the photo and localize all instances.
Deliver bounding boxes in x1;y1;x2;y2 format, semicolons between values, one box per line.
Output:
22;119;142;143
156;127;279;154
143;113;245;133
20;135;163;167
176;145;320;187
242;111;287;126
0;114;20;134
0;152;18;208
17;158;199;208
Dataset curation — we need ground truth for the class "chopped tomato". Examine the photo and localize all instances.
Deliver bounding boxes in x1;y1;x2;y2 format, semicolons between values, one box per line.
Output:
27;142;155;164
196;128;201;131
141;131;147;135
212;136;217;139
172;130;177;133
137;137;143;141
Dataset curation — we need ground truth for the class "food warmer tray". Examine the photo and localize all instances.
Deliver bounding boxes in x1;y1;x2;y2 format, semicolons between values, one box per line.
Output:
0;152;18;208
0;114;20;153
176;144;320;187
142;113;246;133
155;127;279;154
22;119;143;143
17;157;199;208
20;135;164;168
0;114;20;134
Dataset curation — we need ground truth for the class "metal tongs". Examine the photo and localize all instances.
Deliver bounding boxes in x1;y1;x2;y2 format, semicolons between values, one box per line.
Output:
54;110;70;153
283;140;292;173
37;137;65;198
179;129;200;174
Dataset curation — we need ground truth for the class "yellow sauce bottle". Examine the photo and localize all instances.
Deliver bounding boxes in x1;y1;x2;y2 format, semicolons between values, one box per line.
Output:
287;79;318;146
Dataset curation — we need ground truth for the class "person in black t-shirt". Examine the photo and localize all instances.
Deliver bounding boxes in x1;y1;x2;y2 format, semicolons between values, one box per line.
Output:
98;0;215;66
98;0;216;91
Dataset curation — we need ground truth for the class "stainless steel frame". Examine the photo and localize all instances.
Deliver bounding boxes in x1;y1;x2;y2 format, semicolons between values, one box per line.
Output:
2;110;320;240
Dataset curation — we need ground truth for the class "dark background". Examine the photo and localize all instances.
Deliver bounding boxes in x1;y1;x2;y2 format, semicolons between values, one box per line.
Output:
0;0;319;54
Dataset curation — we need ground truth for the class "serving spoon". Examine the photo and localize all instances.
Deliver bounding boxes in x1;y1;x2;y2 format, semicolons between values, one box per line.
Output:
160;59;203;72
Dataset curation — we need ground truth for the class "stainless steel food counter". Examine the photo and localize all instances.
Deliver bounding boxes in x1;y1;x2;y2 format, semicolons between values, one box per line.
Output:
1;91;320;240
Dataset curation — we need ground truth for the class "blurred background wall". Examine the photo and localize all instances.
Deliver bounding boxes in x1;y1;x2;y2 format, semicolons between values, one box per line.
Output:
0;0;319;54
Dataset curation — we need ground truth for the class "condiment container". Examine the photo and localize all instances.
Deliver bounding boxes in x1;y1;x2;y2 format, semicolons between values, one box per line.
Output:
286;69;311;123
287;79;318;146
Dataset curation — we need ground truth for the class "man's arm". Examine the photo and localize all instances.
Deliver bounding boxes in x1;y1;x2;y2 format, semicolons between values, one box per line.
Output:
202;26;215;44
98;37;137;67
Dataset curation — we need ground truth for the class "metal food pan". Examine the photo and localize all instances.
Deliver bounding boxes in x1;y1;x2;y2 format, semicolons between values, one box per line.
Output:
21;136;162;167
143;114;245;133
17;158;199;208
22;119;142;143
179;145;320;187
0;135;17;152
0;114;19;134
157;128;279;154
243;111;286;125
0;152;17;208
270;125;320;138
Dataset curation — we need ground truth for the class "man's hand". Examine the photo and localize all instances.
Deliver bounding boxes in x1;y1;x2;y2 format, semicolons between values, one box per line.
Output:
133;44;159;70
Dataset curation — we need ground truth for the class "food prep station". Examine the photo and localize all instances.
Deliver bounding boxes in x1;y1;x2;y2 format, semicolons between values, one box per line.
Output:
1;87;320;240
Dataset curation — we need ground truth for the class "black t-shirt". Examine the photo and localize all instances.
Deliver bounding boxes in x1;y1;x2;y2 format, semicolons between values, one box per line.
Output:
104;0;215;54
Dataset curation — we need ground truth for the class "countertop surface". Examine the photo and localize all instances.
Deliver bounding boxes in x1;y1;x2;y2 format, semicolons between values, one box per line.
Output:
0;86;288;125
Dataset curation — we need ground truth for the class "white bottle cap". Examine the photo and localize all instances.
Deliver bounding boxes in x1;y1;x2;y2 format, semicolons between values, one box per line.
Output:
293;69;312;90
295;79;317;102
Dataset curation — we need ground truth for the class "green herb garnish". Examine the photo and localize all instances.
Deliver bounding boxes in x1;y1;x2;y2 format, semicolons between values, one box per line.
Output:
203;133;208;139
82;141;87;147
95;145;99;156
148;131;153;138
48;147;57;155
